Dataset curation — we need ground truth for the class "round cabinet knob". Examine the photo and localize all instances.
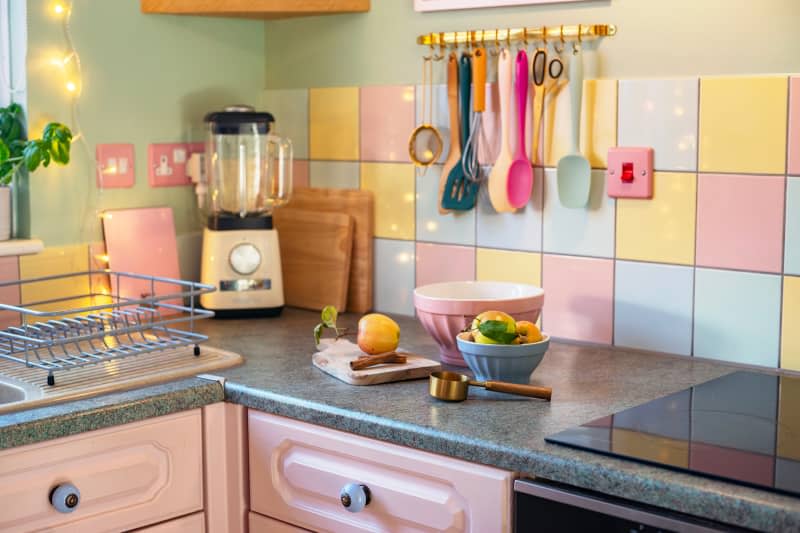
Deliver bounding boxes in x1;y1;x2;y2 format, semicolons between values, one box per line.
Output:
339;483;371;513
50;483;80;513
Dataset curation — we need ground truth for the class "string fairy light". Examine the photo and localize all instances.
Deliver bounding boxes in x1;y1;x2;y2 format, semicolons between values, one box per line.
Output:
47;0;106;244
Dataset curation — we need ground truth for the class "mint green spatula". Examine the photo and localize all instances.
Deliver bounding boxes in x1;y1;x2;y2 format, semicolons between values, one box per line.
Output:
556;47;591;208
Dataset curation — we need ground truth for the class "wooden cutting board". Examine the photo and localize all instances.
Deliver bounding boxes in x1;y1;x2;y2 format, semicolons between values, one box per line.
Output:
273;208;353;311
285;188;374;313
312;339;441;386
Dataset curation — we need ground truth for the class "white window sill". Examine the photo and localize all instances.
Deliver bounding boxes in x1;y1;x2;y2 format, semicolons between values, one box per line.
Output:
0;239;43;257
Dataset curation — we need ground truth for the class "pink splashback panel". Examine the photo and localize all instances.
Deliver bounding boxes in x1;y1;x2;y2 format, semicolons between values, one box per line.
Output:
102;207;182;307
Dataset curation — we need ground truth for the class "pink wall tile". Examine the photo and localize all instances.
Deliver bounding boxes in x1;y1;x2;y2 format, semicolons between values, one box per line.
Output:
696;174;785;273
0;256;20;328
293;160;309;189
360;86;415;163
542;254;614;344
790;77;800;176
415;243;475;287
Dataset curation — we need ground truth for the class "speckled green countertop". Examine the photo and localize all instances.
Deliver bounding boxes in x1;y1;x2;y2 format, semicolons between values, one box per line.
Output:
1;308;798;531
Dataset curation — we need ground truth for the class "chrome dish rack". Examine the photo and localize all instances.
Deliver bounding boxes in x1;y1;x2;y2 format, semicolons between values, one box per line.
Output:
0;271;215;386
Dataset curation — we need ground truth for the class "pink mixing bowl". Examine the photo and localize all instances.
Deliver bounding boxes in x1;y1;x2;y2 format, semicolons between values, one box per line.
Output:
413;281;545;367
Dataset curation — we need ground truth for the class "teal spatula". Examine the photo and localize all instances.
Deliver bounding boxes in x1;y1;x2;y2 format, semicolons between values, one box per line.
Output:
441;53;479;211
556;46;591;208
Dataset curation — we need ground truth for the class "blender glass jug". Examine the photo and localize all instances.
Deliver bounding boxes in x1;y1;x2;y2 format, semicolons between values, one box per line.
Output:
205;106;292;218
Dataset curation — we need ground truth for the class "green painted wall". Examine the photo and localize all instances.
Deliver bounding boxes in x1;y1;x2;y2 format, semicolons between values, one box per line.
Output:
263;0;800;89
25;0;265;246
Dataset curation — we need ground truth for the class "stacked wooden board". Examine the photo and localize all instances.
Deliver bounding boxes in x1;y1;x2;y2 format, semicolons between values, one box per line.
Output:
273;188;374;313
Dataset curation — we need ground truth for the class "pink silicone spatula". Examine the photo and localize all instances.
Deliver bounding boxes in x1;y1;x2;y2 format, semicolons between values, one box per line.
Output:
506;49;533;209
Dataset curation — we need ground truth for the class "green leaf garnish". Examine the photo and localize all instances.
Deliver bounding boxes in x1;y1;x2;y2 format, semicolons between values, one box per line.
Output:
313;323;324;345
478;320;518;344
321;305;338;328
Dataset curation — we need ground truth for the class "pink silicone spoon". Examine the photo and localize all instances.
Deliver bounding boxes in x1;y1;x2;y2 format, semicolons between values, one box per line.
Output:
506;49;533;209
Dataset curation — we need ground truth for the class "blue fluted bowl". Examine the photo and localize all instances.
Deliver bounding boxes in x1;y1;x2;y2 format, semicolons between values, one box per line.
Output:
456;333;550;384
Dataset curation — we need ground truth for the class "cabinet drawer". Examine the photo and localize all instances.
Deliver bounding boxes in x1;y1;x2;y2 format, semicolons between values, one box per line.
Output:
249;411;513;533
0;410;203;533
133;512;205;532
249;512;311;532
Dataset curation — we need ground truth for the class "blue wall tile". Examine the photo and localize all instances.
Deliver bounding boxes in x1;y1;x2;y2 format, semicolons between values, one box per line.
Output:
615;261;694;355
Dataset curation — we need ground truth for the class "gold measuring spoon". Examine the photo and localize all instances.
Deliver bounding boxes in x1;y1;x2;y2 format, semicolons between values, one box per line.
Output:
429;371;552;402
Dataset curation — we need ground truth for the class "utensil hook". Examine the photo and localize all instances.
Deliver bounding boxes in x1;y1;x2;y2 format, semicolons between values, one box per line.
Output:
489;28;501;57
573;24;582;54
554;25;565;54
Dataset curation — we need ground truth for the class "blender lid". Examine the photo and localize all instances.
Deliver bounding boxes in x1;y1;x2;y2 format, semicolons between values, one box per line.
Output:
204;105;275;133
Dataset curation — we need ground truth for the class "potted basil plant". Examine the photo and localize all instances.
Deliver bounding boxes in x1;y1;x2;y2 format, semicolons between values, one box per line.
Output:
0;103;72;240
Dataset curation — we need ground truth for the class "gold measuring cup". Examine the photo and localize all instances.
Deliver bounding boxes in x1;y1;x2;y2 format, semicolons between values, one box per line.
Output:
429;371;552;402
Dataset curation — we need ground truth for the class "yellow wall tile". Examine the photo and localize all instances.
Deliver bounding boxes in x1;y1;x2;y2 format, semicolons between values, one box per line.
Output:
544;79;617;168
616;172;697;265
19;244;90;308
699;76;787;174
781;276;800;370
309;87;359;161
360;162;415;240
476;248;541;286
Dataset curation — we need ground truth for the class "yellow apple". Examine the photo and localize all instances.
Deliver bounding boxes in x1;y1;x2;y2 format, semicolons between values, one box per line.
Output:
470;310;517;344
516;321;543;343
357;313;400;354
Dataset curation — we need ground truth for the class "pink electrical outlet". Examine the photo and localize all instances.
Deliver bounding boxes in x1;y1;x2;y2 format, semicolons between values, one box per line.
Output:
607;147;654;199
148;142;204;187
96;143;135;188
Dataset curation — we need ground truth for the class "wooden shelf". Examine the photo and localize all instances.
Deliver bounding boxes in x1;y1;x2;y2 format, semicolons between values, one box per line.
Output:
140;0;370;19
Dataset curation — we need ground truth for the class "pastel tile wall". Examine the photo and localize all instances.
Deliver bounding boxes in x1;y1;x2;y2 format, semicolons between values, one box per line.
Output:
296;72;799;370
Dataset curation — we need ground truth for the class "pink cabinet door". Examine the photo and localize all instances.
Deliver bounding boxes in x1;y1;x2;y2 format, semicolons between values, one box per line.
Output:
248;410;513;533
0;410;204;532
133;512;206;532
249;512;311;532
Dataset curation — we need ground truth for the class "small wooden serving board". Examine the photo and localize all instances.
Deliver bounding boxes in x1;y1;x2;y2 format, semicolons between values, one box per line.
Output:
312;339;441;386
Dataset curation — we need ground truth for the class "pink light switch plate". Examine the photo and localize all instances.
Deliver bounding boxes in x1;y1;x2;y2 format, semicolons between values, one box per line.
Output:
148;142;204;187
96;143;135;188
607;147;654;199
102;207;182;312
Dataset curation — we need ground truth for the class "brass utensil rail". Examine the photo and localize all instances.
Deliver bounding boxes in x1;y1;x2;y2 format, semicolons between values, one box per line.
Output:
416;24;616;47
0;271;215;386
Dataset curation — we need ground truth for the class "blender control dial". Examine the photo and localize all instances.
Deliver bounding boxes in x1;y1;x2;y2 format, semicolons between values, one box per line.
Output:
229;243;262;275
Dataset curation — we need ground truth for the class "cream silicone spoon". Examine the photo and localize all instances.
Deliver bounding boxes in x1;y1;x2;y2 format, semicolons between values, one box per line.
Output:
487;48;515;213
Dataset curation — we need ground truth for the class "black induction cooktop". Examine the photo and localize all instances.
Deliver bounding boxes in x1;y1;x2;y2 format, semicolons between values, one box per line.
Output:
546;371;800;497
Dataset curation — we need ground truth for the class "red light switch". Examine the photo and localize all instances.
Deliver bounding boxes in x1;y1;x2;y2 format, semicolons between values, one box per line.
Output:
607;147;654;199
621;162;634;182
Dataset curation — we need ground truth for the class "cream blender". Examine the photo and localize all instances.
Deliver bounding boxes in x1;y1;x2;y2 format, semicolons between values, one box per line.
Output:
199;106;292;315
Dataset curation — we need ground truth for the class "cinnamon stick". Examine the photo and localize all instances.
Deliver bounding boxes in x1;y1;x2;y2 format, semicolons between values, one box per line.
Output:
350;352;408;370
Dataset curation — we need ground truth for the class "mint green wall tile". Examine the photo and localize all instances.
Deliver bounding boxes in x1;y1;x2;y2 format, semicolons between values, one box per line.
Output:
309;161;359;189
694;268;781;367
786;177;800;275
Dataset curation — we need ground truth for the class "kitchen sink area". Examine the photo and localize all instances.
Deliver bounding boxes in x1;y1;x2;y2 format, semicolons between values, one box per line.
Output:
0;374;40;406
